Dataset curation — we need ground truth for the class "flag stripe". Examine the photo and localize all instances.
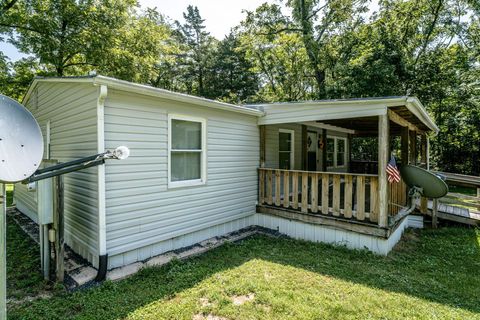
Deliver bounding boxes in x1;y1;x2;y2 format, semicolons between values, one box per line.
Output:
386;155;401;183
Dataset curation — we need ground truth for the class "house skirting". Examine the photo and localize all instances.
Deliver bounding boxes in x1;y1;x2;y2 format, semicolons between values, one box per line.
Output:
107;214;257;269
254;212;412;255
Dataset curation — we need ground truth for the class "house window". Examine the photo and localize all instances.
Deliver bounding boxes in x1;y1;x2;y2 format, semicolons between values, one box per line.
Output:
168;115;206;188
279;129;294;169
327;136;347;168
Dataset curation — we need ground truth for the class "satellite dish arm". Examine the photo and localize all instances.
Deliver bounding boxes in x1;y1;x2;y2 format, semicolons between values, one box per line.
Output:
26;156;105;183
25;146;129;183
388;186;423;226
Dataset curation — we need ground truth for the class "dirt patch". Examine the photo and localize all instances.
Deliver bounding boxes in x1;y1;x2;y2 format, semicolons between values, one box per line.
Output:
193;313;229;320
199;297;212;307
231;293;255;306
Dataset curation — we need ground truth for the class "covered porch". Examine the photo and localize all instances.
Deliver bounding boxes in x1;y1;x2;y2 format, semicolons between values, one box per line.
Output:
254;97;438;239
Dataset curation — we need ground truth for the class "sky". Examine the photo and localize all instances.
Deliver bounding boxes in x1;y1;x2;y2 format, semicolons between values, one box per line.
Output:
0;0;274;61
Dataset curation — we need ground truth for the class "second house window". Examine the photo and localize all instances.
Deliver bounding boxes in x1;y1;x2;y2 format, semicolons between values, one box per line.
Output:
327;136;347;168
168;115;206;188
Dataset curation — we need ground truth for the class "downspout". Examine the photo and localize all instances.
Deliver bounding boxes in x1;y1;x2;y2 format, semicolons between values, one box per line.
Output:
95;85;108;282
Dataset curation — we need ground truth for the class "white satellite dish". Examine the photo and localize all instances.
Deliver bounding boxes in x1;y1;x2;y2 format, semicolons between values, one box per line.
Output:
0;94;44;183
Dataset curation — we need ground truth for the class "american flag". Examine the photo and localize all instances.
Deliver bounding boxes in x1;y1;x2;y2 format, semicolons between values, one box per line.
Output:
386;155;401;183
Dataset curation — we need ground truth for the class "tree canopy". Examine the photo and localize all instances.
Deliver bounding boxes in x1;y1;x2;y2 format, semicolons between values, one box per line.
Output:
0;0;478;175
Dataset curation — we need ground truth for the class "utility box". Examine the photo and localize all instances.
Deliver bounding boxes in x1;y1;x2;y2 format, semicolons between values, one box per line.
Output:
37;178;54;225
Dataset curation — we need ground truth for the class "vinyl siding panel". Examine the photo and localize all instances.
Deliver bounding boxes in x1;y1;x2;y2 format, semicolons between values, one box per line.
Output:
15;82;100;266
265;124;303;170
104;90;259;261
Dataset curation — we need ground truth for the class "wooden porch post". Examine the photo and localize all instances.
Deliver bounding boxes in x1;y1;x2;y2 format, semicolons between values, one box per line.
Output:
409;130;417;165
401;127;409;165
321;129;327;172
260;125;266;168
378;113;389;228
347;134;352;172
302;125;308;170
420;134;427;168
426;136;430;170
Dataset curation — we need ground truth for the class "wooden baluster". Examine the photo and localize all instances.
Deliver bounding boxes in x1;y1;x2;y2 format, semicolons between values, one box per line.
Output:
275;170;281;206
259;169;265;205
394;182;398;215
267;170;273;205
388;182;393;215
370;177;379;222
292;171;299;209
332;175;340;216
344;175;353;218
283;170;290;208
311;173;318;213
301;172;308;213
321;173;329;215
420;196;428;214
356;175;365;220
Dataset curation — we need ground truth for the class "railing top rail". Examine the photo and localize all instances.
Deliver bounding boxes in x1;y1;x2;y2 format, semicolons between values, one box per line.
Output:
258;167;379;178
434;171;480;186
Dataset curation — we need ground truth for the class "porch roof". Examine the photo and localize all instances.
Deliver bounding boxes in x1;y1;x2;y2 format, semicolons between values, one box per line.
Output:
248;96;439;135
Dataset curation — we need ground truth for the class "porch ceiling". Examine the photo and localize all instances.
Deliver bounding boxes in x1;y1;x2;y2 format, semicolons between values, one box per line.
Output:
320;105;431;136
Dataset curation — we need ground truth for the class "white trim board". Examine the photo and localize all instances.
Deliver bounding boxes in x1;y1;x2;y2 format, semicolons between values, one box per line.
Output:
303;121;356;134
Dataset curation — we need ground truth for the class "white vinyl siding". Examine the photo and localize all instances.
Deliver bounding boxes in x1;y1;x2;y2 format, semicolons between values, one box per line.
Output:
104;90;259;267
265;124;303;170
15;82;100;266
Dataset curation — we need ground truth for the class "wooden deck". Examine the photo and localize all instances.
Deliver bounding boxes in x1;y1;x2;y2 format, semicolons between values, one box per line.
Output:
416;198;480;226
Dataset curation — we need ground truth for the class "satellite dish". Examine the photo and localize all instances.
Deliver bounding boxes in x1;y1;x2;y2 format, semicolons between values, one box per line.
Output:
400;165;448;198
0;94;43;183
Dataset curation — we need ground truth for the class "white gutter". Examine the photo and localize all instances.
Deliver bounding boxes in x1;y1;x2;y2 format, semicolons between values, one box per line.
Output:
96;85;108;260
406;97;439;134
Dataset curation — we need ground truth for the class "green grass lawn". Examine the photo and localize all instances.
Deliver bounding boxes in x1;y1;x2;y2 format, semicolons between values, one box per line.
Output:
448;185;477;197
7;215;57;302
5;184;13;207
7;217;480;320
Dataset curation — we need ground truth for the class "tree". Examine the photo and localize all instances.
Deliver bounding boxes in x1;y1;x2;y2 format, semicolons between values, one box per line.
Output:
239;3;316;102
98;8;173;84
0;0;137;76
206;32;259;103
174;5;216;97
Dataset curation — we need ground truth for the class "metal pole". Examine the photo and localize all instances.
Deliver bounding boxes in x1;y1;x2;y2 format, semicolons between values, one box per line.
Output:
42;225;50;280
0;184;6;320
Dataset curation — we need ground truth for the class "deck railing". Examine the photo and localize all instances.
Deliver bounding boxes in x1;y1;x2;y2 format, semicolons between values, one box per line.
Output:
388;180;408;216
258;168;380;224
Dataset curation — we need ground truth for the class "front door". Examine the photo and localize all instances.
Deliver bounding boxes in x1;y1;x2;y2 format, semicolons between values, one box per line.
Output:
307;131;317;171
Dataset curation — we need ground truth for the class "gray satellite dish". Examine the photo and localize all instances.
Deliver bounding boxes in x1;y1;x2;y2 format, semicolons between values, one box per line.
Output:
0;94;44;183
400;165;448;198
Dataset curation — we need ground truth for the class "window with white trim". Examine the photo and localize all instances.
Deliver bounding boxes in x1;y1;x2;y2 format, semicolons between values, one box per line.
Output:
279;129;294;169
327;136;347;168
168;115;206;188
